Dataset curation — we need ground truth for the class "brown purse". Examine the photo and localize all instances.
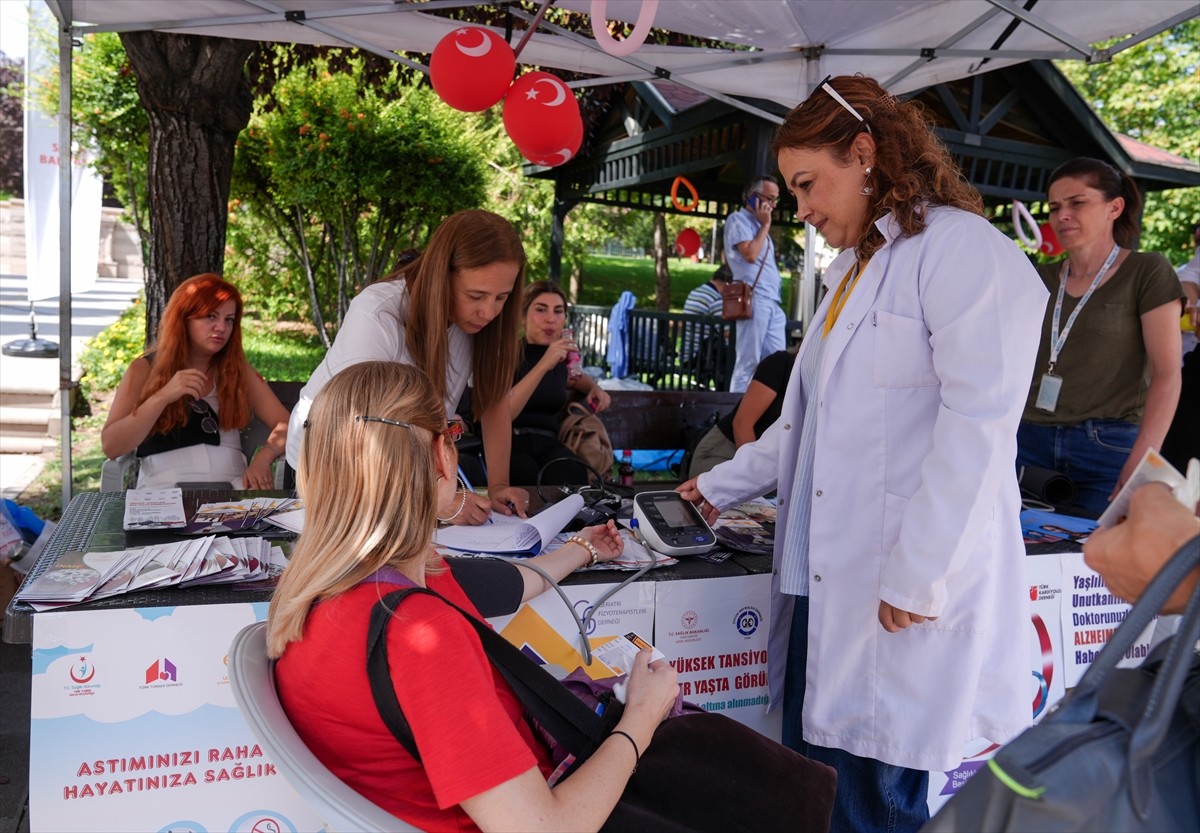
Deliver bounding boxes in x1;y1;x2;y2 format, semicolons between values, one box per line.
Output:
720;238;770;321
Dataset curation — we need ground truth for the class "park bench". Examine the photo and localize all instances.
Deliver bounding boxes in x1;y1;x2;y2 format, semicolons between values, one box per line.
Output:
570;305;802;391
602;389;743;461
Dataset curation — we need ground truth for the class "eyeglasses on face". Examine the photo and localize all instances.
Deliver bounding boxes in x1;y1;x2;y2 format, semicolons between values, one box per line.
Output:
752;191;779;205
356;414;464;443
812;74;872;134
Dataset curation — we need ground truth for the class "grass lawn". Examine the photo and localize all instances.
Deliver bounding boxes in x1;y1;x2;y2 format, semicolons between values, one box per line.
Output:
575;254;796;312
15;253;726;520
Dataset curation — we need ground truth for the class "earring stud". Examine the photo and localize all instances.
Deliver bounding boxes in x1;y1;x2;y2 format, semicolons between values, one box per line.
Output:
861;165;875;196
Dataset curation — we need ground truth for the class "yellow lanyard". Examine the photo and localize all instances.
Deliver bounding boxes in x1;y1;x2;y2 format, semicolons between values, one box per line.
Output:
823;258;869;338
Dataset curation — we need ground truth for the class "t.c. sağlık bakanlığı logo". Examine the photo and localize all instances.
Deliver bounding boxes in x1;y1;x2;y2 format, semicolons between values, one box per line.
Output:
145;657;178;684
69;655;95;684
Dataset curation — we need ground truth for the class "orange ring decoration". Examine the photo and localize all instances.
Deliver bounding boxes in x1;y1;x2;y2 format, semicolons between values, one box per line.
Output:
671;176;699;213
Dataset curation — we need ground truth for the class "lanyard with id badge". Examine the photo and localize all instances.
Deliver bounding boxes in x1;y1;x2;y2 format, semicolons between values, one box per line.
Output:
1036;244;1121;412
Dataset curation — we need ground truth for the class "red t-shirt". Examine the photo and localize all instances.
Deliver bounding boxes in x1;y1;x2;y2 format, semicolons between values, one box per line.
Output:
275;570;554;832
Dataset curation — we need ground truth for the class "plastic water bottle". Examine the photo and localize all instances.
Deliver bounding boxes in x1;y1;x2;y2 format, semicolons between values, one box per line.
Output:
619;449;635;487
563;326;583;381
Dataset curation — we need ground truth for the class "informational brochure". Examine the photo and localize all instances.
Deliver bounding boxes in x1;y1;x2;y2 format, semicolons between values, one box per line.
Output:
123;488;187;530
434;493;585;555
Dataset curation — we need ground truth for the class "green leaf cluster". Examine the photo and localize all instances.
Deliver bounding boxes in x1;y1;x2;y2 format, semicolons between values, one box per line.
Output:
77;294;146;404
227;60;491;337
1057;20;1200;262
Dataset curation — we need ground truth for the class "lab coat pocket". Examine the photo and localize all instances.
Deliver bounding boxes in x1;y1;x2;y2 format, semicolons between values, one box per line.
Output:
872;310;938;388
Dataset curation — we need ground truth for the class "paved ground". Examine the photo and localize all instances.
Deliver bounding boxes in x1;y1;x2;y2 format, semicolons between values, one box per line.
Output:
0;272;140;833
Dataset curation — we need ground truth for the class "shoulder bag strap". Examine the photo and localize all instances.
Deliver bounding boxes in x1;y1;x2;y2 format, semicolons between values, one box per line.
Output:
748;237;770;293
366;587;608;764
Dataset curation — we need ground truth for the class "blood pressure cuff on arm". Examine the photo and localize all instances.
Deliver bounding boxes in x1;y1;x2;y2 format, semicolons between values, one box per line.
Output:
446;556;525;618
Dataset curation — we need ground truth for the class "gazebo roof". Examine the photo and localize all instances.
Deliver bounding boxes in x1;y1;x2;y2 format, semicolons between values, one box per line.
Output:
530;60;1197;225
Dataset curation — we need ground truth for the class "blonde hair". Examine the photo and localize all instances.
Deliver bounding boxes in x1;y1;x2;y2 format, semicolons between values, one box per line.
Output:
382;210;526;419
266;361;448;657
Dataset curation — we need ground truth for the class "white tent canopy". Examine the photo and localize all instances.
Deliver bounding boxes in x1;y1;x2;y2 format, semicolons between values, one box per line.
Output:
41;0;1200;504
66;0;1200;123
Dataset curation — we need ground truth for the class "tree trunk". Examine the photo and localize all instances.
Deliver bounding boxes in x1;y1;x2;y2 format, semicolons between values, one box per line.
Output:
652;212;670;311
119;32;255;341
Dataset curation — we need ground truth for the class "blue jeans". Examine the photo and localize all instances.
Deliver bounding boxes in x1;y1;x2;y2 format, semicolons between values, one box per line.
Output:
783;597;930;833
1016;419;1138;518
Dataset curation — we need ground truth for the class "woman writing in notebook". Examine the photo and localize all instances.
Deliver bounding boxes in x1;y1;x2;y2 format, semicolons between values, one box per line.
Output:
678;75;1047;832
101;274;290;490
286;210;533;525
268;361;678;832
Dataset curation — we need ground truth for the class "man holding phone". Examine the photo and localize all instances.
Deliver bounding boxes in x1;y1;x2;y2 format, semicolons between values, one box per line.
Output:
724;176;787;392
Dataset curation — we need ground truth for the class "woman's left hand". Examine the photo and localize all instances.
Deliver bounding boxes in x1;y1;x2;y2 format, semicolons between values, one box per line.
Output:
585;387;611;413
491;486;531;518
878;601;937;633
580;520;624;562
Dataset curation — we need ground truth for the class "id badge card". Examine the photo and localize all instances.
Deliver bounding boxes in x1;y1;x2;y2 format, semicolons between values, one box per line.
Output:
1035;373;1063;413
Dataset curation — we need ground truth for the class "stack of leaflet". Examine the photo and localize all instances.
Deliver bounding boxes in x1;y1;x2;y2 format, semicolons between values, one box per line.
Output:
122;488;302;535
13;536;287;611
184;497;301;534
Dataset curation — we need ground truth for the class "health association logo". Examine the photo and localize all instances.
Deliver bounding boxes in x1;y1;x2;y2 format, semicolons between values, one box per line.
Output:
733;606;762;637
142;657;182;689
65;654;100;696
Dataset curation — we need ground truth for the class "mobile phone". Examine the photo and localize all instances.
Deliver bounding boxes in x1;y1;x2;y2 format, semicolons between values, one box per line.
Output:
748;194;760;211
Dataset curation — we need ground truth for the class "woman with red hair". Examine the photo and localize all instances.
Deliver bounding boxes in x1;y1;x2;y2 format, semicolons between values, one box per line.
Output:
102;274;290;490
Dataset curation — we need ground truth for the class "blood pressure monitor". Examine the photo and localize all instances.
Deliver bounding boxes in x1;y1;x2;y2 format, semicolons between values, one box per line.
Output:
632;491;716;557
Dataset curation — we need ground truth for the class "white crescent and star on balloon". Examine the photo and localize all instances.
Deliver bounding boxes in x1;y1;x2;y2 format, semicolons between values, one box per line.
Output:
527;77;568;107
454;27;492;58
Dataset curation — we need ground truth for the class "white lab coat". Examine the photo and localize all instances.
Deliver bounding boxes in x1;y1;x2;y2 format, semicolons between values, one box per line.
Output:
697;207;1048;770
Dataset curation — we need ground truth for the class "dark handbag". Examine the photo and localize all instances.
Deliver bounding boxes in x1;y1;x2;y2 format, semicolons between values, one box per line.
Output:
367;587;836;833
922;534;1200;833
721;239;770;321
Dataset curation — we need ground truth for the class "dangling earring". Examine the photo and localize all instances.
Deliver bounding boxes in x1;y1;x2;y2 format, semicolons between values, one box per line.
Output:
437;475;469;524
860;166;874;196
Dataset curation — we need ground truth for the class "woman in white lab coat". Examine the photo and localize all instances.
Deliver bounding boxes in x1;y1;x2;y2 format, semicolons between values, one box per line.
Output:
679;76;1047;833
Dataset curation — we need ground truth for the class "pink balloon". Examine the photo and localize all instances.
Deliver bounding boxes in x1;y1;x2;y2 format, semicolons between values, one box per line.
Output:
674;228;702;257
430;27;515;112
504;72;583;164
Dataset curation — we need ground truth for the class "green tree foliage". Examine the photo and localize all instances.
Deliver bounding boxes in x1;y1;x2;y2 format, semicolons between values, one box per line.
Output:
1057;20;1200;263
228;63;490;343
67;33;150;263
0;54;23;197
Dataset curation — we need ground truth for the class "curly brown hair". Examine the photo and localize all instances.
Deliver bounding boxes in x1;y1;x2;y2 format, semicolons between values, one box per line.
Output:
771;75;983;262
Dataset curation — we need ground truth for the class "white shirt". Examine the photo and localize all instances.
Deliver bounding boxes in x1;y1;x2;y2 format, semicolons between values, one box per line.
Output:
285;279;472;466
698;207;1048;771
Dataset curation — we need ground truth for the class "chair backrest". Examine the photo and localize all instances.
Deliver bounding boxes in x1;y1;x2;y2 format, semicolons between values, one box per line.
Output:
228;622;422;833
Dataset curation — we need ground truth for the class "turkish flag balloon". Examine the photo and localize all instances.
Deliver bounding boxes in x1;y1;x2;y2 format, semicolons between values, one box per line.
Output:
1039;223;1063;257
504;72;583;163
430;27;515;112
674;228;702;258
524;108;583;168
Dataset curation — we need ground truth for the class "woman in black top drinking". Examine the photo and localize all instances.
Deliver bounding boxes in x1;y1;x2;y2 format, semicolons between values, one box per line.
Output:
508;281;611;485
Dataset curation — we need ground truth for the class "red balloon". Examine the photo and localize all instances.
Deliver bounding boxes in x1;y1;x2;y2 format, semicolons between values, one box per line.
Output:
674;228;702;258
430;27;515;112
504;72;583;164
1039;223;1063;257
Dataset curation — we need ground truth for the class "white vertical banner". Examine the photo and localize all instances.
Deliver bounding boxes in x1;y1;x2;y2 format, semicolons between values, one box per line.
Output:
22;0;100;301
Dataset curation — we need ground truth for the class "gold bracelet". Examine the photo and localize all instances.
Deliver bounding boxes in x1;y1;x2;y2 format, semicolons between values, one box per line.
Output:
566;535;600;567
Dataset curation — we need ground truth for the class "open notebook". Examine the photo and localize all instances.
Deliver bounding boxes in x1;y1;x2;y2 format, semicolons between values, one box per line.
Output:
434;493;585;555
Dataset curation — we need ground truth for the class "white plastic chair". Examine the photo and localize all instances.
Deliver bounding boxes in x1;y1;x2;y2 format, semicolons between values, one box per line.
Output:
228;622;422;833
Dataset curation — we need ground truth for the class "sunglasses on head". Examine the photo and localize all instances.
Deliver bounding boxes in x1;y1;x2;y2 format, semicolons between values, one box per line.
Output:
811;75;872;134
